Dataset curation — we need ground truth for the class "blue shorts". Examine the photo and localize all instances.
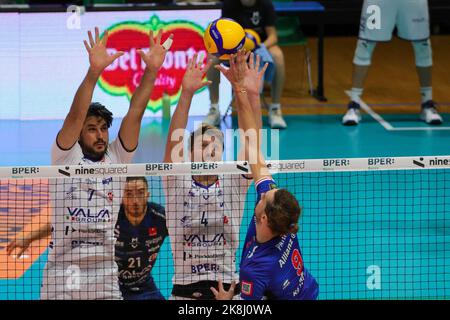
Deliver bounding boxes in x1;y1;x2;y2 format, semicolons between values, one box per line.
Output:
254;44;275;83
121;289;165;300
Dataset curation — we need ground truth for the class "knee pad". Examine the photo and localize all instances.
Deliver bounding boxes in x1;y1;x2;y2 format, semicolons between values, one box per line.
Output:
353;39;377;66
412;39;433;67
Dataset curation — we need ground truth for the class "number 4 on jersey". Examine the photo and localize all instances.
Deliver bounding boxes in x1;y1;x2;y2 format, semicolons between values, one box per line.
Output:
201;211;208;226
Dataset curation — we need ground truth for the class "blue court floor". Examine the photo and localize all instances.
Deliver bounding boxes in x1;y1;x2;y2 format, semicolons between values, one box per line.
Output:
2;112;450;167
1;112;450;300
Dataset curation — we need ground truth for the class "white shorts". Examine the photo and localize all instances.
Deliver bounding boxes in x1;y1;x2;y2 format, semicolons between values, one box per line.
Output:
40;262;122;300
359;0;430;41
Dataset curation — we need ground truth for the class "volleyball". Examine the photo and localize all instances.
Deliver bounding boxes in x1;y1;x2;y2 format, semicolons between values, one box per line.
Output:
203;18;246;60
243;29;261;52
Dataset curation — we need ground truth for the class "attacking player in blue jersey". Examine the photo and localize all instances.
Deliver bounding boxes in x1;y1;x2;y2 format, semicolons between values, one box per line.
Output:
212;50;319;300
115;177;168;300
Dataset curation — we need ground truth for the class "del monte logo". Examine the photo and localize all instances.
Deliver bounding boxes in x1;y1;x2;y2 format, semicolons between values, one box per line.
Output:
99;15;208;112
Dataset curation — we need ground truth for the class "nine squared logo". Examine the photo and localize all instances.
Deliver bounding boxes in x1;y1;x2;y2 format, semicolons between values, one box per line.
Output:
413;157;425;168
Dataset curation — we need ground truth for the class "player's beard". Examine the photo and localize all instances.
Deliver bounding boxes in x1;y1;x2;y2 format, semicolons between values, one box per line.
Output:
79;139;108;162
130;205;144;217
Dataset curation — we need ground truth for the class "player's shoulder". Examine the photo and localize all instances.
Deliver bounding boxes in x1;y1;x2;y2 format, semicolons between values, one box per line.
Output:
106;137;136;164
51;139;83;165
148;202;166;220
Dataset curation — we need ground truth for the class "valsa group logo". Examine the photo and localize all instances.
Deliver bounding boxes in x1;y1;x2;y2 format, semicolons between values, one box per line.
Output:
99;15;208;112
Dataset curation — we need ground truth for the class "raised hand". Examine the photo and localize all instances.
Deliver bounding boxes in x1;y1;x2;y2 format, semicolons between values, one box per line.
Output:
243;52;268;96
210;279;235;300
83;27;123;75
137;30;174;73
181;53;213;94
215;50;246;87
215;50;249;90
216;50;268;95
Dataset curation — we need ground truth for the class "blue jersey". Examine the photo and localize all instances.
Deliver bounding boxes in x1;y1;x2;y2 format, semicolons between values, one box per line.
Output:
239;178;319;300
114;202;168;294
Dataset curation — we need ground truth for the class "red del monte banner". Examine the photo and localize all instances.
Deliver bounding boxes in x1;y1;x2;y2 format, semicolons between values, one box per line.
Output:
99;15;208;112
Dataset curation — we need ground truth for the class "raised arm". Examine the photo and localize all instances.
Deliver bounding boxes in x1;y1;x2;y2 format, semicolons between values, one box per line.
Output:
163;54;212;163
57;27;124;150
119;30;173;151
216;51;269;183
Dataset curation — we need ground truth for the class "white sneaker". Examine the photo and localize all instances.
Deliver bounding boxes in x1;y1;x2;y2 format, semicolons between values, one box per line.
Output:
203;107;221;127
420;101;443;125
342;102;362;126
268;108;287;129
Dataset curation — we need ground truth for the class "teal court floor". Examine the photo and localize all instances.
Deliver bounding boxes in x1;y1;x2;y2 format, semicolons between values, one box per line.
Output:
1;110;450;299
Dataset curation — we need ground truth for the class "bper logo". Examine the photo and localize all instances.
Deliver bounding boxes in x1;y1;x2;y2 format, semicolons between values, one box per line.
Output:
11;167;40;175
99;15;208;113
323;159;350;167
368;158;395;166
146;163;173;171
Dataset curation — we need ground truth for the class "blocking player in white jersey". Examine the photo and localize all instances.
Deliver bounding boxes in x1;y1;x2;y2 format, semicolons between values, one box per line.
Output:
163;54;259;300
343;0;442;125
41;27;172;300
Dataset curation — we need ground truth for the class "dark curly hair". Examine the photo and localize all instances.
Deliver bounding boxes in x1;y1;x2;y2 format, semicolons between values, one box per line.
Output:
86;102;113;128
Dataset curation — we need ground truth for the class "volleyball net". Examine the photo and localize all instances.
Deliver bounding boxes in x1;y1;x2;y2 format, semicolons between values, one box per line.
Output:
0;155;449;299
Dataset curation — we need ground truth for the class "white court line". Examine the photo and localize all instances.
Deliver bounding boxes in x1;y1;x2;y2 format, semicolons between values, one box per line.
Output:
344;90;450;131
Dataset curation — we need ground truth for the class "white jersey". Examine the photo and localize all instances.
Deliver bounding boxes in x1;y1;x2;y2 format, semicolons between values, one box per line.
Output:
163;174;251;285
41;138;135;300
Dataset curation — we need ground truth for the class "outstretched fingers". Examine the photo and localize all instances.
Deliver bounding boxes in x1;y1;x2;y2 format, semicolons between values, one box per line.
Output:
201;59;213;74
191;53;199;69
214;63;229;75
111;51;125;62
149;30;155;47
95;27;100;44
249;52;255;70
199;80;213;89
87;30;95;48
259;62;269;79
255;53;261;70
156;29;162;45
83;40;91;53
101;30;109;46
210;286;219;298
229;53;236;71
